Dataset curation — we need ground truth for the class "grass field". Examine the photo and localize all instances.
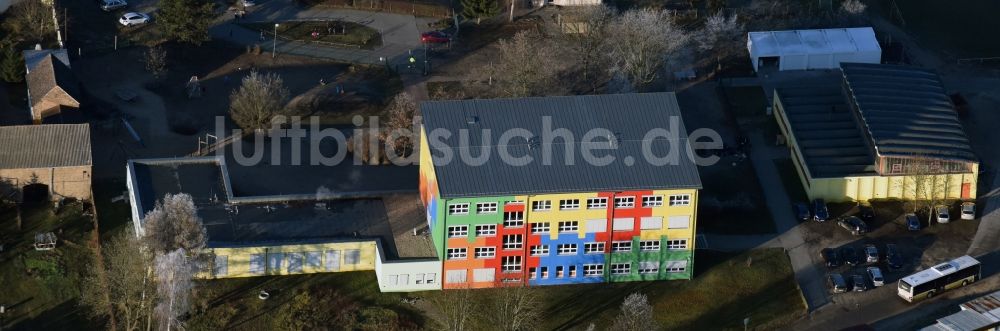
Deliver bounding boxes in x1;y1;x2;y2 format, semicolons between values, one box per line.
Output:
0;201;99;330
242;21;382;50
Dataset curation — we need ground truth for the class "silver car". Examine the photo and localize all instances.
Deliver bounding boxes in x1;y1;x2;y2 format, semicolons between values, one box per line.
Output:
936;205;950;224
962;202;976;220
100;0;126;11
867;267;884;287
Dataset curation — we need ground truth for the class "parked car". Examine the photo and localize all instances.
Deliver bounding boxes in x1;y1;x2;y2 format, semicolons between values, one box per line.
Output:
886;244;903;269
813;199;830;222
962;202;976;220
841;246;860;266
795;203;811;222
852;274;867;292
936;205;951;223
863;244;879;263
119;12;150;26
420;31;451;44
100;0;126;11
821;248;842;268
838;216;869;235
241;0;256;6
828;273;848;293
858;204;875;222
906;213;921;231
867;267;885;287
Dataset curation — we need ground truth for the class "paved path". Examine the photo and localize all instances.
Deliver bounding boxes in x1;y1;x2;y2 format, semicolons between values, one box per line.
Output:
211;1;427;66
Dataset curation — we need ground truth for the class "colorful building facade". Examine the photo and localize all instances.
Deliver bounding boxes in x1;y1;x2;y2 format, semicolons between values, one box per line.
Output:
419;93;703;289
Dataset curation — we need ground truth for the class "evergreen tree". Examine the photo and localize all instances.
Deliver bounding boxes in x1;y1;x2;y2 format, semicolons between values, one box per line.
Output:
156;0;215;45
0;40;25;83
461;0;499;24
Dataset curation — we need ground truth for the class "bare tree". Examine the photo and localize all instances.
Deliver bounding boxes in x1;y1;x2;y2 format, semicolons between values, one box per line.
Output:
698;13;745;61
896;157;947;226
606;8;690;90
487;31;562;98
840;0;867;15
428;286;474;331
381;93;418;158
80;228;158;331
479;283;541;331
142;193;207;255
2;0;54;42
229;70;290;132
610;293;658;331
559;5;616;92
154;249;196;331
145;45;168;80
347;128;386;165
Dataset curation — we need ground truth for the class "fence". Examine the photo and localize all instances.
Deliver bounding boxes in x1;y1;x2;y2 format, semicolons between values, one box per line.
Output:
313;0;452;18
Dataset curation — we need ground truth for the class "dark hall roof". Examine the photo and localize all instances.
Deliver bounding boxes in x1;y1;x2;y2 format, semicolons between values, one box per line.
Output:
0;124;92;169
421;93;703;198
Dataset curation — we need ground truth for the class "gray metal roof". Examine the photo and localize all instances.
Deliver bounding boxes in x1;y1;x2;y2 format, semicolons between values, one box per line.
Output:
420;93;702;198
841;63;976;162
934;310;997;331
0;124;92;169
776;85;877;178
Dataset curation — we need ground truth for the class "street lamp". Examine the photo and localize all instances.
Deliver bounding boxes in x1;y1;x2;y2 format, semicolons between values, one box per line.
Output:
272;23;279;58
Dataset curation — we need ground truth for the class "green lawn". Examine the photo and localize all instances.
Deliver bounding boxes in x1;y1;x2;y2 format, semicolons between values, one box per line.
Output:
242;21;382;50
774;158;809;205
0;201;99;330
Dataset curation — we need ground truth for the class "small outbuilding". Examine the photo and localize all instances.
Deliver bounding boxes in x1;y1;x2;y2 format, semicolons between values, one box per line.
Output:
0;124;92;202
747;27;881;72
23;48;82;124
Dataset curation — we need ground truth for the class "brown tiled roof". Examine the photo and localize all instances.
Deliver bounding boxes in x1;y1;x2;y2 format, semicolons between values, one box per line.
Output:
26;54;80;110
0;124;92;169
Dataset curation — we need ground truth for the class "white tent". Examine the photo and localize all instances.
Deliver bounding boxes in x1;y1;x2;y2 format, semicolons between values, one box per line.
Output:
747;27;881;72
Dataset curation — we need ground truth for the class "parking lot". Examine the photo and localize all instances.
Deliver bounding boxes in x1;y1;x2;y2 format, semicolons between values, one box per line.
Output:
799;200;981;308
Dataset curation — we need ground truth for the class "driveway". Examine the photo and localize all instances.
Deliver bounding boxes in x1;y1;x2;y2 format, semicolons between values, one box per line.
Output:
210;0;433;66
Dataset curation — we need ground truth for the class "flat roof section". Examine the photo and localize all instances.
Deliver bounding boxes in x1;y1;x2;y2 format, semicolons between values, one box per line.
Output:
841;63;976;163
748;27;881;57
776;85;877;178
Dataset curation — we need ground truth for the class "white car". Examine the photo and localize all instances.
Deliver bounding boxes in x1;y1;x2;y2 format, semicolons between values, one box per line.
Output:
936;205;950;224
961;202;976;220
867;267;884;287
242;0;256;6
119;12;150;26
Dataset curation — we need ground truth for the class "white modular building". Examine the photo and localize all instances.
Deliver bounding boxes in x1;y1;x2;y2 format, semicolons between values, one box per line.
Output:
747;27;882;72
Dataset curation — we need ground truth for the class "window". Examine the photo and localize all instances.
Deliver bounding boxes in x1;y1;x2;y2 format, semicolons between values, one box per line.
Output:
475;247;495;258
249;254;265;275
213;255;228;277
585;219;606;233
639;262;659;274
502;256;522;272
476;224;497;236
614;196;635;208
449;203;470;215
531;222;550;234
503;235;523;250
669;194;691;206
446;270;467;283
569;265;577;278
398;274;411;286
640;217;663;230
668;216;690;229
584;242;605;254
473;268;495;282
583;264;604;277
530;245;549;256
426;273;436;284
268;253;283;272
287;252;304;273
540;267;549;279
642;195;664;207
639;240;660;252
415;273;425;284
613;218;633;231
560;199;580;210
447;248;468;260
529;267;537;279
532;200;552;211
556;266;564;278
387;275;399;285
587;197;608;209
665;260;688;273
477;202;498;214
612;241;632;252
325;250;341;271
344;250;361;265
611;263;631;275
306;251;322;269
557;244;578;255
558;221;579;232
503;212;524;227
448;225;469;237
666;239;688;250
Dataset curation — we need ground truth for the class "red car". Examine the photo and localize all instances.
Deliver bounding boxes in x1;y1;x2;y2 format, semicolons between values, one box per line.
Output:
421;31;450;44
